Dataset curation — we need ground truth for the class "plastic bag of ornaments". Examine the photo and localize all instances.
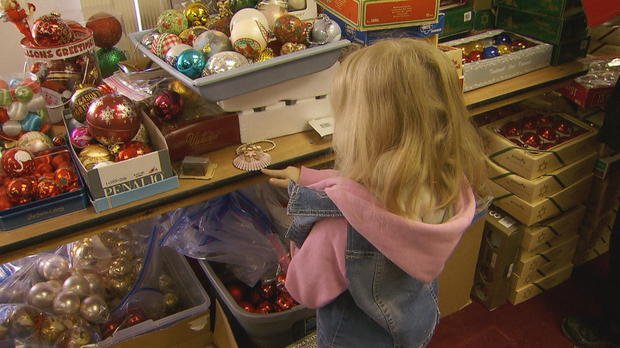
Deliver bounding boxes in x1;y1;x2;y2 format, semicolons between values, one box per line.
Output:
160;190;289;287
573;58;620;90
140;0;340;79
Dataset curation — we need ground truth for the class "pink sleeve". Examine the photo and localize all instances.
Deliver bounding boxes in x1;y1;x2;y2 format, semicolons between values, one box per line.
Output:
298;167;339;186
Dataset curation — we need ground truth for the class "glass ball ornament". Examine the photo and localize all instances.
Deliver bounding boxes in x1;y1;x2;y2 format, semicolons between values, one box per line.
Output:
53;291;81;315
156;9;188;35
184;2;210;27
175;49;207;79
83;273;105;295
193;30;232;58
310;14;341;44
230;8;269;33
63;275;91;298
17;131;54;153
273;14;305;44
482;46;500;59
39;255;70;281
493;32;512;46
80;295;110;323
230;17;269;59
27;282;57;309
203;51;250;75
164;43;192;66
497;44;511;55
257;2;288;30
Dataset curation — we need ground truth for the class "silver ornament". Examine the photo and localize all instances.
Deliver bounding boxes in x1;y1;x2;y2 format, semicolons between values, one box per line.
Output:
53;291;81;315
193;30;233;59
141;31;160;48
40;255;70;281
27;282;57;309
203;51;249;76
46;280;63;294
83;273;104;295
311;14;341;44
165;43;193;66
80;295;110;323
63;275;90;298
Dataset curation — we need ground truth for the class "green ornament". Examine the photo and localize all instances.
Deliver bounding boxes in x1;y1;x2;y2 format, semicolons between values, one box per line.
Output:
156;9;188;35
230;0;259;13
14;86;33;103
0;89;11;107
96;47;128;78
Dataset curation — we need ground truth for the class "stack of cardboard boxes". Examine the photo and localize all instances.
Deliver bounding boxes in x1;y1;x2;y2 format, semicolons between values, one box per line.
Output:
495;0;590;65
473;110;599;309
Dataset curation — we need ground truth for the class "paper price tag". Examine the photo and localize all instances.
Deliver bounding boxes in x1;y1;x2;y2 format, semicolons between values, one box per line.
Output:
309;117;334;138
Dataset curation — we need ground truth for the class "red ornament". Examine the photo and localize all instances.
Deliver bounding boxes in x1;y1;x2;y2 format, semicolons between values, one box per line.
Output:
554;121;572;135
36;178;62;199
85;12;123;49
153;90;183;121
537;127;557;141
41;172;55;181
260;282;276;300
51;153;71;169
276;273;286;288
31;13;74;47
249;289;262;305
86;94;141;145
500;121;521;137
52;136;65;146
274;15;305;44
467;50;483;62
36;163;54;175
24;175;37;189
238;301;255;313
226;284;246;303
520;132;541;149
97;82;115;95
256;301;275;314
54;167;78;191
521;117;537;131
0;109;8;123
7;178;34;204
0;195;12;211
275;292;296;311
2;148;35;177
115;141;152;162
537;115;553;127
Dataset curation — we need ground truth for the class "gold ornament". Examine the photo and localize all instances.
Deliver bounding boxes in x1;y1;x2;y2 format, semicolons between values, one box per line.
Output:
57;325;92;348
58;314;89;330
8;306;38;338
83;273;105;295
108;275;133;297
39;315;66;344
497;44;511;55
169;79;202;105
255;48;275;62
107;143;122;156
158;273;174;292
78;144;113;170
184;3;210;27
71;242;100;270
163;292;180;314
280;42;306;55
108;258;131;279
70;87;103;123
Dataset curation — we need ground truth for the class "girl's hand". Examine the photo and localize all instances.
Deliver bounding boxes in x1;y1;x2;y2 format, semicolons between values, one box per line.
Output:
261;167;300;188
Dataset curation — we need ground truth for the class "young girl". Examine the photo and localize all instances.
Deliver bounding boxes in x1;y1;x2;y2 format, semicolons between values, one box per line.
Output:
262;39;486;347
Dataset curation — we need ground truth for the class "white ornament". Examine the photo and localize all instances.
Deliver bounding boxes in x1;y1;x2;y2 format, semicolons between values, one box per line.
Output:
230;9;270;33
2;120;22;137
8;101;28;121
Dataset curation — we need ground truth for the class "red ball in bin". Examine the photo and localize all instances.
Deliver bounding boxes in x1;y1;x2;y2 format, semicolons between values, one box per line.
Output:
238;301;255;313
86;94;141;146
0;195;12;210
249;289;262;305
36;163;54;175
521;117;537;131
554;120;571;135
54;167;78;191
115;141;152;162
275;292;296;311
51;153;71;169
500;121;521;137
226;284;246;303
2;148;35;177
36;178;62;199
6;178;34;205
259;282;276;300
256;301;275;314
537;127;557;141
520;132;540;149
537;114;553;127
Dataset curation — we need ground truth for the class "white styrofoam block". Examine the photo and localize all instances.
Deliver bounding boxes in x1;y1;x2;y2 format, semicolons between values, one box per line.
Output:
239;96;332;143
218;62;339;112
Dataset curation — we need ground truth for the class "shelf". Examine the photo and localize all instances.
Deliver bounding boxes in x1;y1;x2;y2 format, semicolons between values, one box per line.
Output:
0;61;586;263
0;131;333;263
465;61;587;116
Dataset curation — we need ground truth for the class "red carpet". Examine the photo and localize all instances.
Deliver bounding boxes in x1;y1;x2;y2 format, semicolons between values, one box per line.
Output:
429;254;610;348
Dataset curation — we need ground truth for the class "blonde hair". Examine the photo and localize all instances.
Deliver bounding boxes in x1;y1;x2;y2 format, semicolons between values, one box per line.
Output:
330;39;485;219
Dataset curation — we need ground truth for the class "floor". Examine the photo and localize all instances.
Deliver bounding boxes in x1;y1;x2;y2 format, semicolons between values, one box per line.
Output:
429;254;610;348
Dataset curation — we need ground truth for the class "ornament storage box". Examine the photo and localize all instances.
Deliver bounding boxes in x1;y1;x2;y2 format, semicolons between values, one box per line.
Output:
443;30;552;92
486;175;592;226
508;263;573;305
128;30;350;102
520;205;586;252
0;147;89;230
485;151;597;203
66;113;179;213
559;79;615;109
479;112;598;180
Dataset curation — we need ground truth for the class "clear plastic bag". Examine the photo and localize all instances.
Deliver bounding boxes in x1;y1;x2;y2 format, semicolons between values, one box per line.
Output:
162;191;289;286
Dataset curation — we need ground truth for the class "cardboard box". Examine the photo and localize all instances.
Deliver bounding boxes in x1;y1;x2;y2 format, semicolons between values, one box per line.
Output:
67;113;179;212
316;0;440;31
439;3;473;38
579;207;617;251
485;152;597;203
511;234;578;289
551;37;590;66
488;175;592;226
479;112;598;180
521;205;586;252
560;79;615;109
439;214;485;317
324;10;444;46
508;263;573;305
495;0;583;18
114;302;238;348
574;226;612;265
472;207;522;310
443;30;552;92
496;7;588;44
585;157;620;227
439;44;464;84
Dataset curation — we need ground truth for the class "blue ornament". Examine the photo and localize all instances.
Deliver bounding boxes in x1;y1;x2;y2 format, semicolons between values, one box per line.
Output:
493;33;512;46
483;46;500;59
8;78;22;89
21;112;43;131
176;49;207;79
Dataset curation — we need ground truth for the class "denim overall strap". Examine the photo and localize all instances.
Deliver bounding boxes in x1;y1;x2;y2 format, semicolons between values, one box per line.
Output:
286;182;343;247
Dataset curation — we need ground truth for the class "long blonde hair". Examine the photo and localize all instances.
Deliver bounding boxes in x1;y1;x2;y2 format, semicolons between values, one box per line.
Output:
330;39;485;219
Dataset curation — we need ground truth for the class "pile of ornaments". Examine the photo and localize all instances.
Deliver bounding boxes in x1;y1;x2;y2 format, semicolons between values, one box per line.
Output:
496;114;586;151
226;271;299;314
140;1;341;79
573;58;620;89
0;74;52;139
69;92;153;170
0;147;80;211
457;32;535;64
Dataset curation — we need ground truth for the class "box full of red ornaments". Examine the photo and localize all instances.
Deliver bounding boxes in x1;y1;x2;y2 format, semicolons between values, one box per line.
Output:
443;29;552;92
65;94;178;212
199;260;315;348
485;151;597;203
0;146;89;230
486;174;592;226
479;112;598;180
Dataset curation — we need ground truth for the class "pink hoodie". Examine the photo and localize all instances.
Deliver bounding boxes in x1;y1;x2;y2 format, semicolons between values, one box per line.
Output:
285;167;477;309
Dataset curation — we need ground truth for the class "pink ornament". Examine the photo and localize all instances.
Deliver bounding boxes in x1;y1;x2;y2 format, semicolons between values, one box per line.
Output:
70;127;93;149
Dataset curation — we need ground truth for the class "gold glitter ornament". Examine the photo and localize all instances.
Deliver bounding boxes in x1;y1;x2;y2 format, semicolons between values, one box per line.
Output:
184;3;210;27
255;48;275;62
78;144;113;170
8;306;38;338
38;315;66;344
163;292;180;313
497;44;511;55
280;42;306;55
57;325;92;348
108;258;131;278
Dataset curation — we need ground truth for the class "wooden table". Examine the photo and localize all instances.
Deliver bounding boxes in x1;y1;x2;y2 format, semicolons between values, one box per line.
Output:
0;61;587;263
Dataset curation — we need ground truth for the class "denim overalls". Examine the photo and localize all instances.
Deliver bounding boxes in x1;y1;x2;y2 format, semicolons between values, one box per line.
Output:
286;183;440;348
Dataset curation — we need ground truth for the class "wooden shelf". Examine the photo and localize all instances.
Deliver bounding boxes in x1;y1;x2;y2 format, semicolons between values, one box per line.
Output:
0;61;587;263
